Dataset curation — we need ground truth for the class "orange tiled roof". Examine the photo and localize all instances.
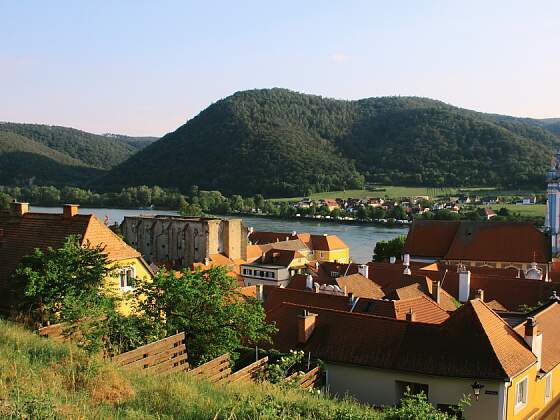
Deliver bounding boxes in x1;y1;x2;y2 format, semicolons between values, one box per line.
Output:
513;300;560;373
354;295;449;324
268;299;536;380
310;234;348;251
335;273;385;299
0;209;142;309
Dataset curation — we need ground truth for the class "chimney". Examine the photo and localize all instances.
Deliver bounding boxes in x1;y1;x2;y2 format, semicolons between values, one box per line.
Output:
403;254;410;266
389;256;396;264
305;274;314;290
292;231;297;237
11;202;29;217
458;267;471;302
405;308;415;322
475;289;484;302
297;310;317;344
524;317;543;370
358;264;369;278
63;204;79;219
432;280;441;304
348;292;354;307
255;284;264;301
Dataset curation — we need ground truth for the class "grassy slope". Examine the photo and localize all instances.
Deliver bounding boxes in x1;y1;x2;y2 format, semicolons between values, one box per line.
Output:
0;320;380;419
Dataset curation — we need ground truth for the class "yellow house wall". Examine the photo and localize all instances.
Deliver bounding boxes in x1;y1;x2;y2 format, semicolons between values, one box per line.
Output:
104;257;153;315
315;249;350;263
505;364;560;419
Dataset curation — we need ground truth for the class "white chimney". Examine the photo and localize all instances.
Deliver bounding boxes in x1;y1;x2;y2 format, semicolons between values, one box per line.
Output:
306;274;314;290
524;317;543;371
256;284;264;301
403;254;410;266
292;231;297;237
459;268;471;302
389;256;396;264
358;264;369;278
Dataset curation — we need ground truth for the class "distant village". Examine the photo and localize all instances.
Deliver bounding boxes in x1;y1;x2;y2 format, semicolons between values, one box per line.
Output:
271;192;545;224
1;158;560;419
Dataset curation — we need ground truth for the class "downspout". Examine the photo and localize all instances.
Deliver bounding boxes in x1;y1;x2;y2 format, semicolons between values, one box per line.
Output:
498;381;511;420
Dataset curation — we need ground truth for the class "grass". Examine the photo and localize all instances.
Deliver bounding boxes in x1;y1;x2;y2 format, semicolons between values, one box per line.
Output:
270;186;543;202
0;319;382;419
489;204;546;217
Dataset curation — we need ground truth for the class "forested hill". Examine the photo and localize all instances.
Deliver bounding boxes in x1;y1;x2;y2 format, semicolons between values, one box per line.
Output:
100;89;560;197
0;122;156;186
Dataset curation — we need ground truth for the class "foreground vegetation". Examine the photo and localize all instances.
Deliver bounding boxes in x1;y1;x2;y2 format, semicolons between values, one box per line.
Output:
0;319;468;419
0;319;382;419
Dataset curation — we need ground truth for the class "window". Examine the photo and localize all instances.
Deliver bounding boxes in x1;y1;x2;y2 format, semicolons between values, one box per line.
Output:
515;377;528;412
330;271;339;278
119;266;135;291
396;381;429;402
545;373;552;402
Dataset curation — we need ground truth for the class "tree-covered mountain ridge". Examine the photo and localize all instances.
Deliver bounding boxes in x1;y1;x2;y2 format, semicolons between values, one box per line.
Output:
0;122;157;186
101;88;560;197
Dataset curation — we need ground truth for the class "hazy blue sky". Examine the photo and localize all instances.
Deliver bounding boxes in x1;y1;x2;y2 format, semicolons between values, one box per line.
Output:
1;1;559;136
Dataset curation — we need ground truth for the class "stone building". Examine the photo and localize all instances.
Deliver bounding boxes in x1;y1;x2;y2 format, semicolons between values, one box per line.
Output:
120;215;248;267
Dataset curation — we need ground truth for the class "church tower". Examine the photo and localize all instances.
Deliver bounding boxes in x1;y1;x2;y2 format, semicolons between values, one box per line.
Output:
546;149;560;255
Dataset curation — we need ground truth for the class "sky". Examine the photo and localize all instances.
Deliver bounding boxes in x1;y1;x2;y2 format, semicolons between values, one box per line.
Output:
1;1;559;136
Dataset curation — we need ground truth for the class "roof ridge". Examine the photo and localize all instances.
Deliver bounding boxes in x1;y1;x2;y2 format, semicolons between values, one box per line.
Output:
281;301;440;327
79;214;95;246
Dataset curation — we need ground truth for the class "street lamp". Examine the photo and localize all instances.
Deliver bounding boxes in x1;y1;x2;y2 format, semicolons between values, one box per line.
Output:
471;381;485;401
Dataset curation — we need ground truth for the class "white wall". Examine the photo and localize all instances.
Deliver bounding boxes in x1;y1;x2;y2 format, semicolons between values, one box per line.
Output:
325;363;504;420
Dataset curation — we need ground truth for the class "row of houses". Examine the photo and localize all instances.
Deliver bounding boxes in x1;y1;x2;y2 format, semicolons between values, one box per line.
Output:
238;214;560;419
2;201;560;418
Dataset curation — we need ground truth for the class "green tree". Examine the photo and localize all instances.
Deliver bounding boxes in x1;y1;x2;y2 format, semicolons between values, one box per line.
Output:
135;267;276;365
11;236;149;354
373;236;406;262
254;194;265;210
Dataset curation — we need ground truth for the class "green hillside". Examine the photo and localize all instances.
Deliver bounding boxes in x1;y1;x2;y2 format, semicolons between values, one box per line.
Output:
101;89;560;197
0;123;155;186
0;319;383;419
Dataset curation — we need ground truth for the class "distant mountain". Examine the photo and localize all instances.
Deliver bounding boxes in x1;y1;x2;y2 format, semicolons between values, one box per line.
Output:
0;122;153;186
100;89;560;197
102;133;158;150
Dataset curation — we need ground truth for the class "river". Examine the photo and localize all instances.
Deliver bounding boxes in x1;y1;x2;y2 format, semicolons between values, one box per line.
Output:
31;206;407;263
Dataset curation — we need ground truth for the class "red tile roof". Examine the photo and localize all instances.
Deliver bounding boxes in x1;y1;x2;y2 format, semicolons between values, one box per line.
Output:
267;299;536;380
310;234;348;251
404;220;461;259
445;222;548;263
404;220;549;263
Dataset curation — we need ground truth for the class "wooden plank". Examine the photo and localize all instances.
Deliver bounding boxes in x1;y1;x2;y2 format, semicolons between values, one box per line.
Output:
122;346;187;370
186;353;230;377
227;357;268;384
208;367;232;383
148;353;190;374
112;333;185;365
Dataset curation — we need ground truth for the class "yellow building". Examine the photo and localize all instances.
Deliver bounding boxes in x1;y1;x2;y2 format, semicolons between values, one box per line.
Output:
0;203;153;315
248;230;350;264
267;295;560;419
309;234;350;264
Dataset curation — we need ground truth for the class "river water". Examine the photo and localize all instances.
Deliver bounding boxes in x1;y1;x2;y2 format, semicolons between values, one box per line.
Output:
31;207;407;263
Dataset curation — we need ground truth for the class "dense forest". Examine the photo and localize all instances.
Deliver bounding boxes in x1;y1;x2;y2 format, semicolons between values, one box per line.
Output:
0;122;156;186
2;91;559;197
101;89;560;196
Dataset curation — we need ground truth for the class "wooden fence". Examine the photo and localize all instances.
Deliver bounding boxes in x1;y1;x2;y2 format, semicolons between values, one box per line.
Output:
38;322;64;340
111;332;189;375
186;353;269;384
284;366;321;389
